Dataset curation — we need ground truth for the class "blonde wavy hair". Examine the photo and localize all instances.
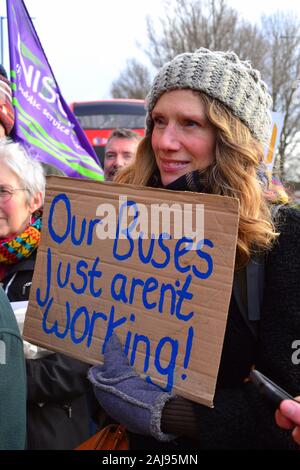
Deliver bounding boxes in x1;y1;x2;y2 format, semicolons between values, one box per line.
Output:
115;91;278;269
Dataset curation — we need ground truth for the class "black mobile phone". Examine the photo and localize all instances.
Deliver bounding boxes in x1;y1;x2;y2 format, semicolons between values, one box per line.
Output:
250;369;296;409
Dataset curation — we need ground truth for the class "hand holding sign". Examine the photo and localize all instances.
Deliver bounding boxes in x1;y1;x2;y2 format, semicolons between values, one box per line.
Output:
88;334;175;441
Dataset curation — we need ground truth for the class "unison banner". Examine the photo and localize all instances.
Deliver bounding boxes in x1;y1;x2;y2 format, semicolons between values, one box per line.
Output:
6;0;104;181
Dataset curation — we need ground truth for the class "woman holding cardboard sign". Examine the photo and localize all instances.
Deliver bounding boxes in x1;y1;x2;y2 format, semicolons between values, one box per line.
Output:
0;140;93;449
88;48;300;449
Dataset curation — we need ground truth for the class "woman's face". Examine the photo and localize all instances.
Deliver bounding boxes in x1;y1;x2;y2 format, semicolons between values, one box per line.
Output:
0;163;40;238
151;89;216;186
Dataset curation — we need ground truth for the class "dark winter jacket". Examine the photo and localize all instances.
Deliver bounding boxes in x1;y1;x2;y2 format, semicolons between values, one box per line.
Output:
0;286;26;450
2;252;93;450
131;169;300;450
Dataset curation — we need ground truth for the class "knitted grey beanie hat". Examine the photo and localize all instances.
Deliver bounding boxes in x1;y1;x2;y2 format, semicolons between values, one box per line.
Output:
146;48;272;144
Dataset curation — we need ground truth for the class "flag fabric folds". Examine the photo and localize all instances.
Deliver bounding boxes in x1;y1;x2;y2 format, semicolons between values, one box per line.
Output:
6;0;104;181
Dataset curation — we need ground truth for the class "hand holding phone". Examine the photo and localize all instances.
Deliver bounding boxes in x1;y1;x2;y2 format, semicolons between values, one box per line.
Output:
250;369;297;409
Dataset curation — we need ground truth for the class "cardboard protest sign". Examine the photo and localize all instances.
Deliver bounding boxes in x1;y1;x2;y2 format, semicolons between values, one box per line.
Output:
24;176;239;406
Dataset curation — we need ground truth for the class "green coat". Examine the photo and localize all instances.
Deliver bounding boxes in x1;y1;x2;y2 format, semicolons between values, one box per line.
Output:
0;286;26;450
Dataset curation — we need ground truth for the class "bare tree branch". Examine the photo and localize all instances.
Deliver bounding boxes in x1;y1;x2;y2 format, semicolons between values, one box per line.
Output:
110;1;300;181
261;12;300;180
110;59;152;99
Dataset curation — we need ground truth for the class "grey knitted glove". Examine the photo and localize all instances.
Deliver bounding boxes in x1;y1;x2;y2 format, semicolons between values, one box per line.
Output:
88;335;176;441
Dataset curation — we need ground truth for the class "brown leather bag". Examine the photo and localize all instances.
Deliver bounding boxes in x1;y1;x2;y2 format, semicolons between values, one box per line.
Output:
75;424;129;450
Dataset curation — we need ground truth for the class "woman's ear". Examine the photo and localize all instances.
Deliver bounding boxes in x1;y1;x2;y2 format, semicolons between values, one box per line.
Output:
29;192;43;213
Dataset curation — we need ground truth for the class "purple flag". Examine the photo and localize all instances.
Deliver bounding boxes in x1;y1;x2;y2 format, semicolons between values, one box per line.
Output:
6;0;104;181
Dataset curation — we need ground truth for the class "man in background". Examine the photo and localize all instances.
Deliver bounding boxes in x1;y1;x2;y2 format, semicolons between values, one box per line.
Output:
104;128;141;181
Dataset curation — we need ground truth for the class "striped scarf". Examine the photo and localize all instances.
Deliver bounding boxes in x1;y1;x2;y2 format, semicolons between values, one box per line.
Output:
0;210;42;279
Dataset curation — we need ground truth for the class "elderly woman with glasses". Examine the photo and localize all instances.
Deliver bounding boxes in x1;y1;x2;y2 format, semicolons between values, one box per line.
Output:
0;141;43;281
0;140;93;449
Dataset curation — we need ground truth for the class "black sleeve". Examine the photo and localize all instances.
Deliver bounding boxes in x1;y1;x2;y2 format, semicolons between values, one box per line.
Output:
161;207;300;449
26;352;90;404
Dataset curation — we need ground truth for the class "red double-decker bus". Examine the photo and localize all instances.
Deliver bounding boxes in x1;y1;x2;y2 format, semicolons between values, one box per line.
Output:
70;99;146;166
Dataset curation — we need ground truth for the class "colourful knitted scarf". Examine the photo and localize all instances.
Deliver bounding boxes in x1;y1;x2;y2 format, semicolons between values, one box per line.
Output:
0;210;42;279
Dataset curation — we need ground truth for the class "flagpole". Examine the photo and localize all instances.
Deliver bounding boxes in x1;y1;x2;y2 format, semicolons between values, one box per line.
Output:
0;14;35;67
0;16;6;65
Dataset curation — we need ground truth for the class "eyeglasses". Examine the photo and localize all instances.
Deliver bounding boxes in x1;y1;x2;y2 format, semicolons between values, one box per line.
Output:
0;186;28;202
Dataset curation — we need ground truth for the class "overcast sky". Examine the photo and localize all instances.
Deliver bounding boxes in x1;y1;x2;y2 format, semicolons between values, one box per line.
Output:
0;0;300;103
